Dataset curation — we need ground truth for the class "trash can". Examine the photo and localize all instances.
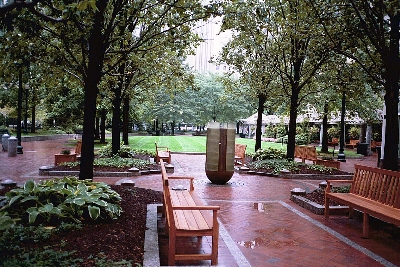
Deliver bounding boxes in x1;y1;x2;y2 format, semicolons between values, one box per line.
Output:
205;122;235;184
357;142;369;156
2;134;10;151
7;137;18;157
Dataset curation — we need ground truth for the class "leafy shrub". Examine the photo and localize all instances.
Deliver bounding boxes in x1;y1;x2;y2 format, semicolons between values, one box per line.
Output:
94;156;153;170
60;156;157;170
97;142;155;158
305;164;336;174
0;177;122;228
275;135;288;144
348;126;359;139
247;159;299;174
332;185;351;193
275;125;287;138
252;147;286;161
309;126;320;141
263;124;276;138
327;126;340;138
295;133;309;145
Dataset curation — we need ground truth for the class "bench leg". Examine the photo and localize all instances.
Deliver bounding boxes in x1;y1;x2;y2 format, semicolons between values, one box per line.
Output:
324;196;330;219
168;233;176;266
362;212;369;238
211;229;219;265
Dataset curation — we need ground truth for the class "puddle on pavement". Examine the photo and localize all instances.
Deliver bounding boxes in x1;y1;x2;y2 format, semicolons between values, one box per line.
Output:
237;237;264;249
253;202;273;213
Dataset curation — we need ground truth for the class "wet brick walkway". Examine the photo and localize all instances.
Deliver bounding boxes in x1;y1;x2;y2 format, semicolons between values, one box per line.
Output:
0;137;398;266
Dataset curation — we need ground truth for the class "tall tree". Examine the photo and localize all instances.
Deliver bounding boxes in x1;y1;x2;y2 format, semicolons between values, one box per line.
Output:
217;0;333;155
309;0;399;170
1;0;213;180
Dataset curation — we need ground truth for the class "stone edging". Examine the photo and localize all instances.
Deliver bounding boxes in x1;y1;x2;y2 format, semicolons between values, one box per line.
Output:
290;195;349;215
38;165;174;177
236;167;353;180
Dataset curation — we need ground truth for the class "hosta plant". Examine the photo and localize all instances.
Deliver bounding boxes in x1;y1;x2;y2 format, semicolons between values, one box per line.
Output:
0;177;122;229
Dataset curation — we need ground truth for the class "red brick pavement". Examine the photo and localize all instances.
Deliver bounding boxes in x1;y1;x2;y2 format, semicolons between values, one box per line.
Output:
0;138;398;266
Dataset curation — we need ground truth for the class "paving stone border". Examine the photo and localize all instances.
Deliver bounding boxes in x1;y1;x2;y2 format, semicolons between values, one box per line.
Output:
290;194;349;215
39;166;169;177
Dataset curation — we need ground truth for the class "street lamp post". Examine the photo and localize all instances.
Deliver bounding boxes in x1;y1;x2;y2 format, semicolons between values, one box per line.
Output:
17;69;23;154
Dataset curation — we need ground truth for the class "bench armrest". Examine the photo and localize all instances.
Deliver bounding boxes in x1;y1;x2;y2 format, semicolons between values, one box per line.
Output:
169;176;194;190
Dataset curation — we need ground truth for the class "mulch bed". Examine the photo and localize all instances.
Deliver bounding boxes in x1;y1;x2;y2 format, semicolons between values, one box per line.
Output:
0;185;163;266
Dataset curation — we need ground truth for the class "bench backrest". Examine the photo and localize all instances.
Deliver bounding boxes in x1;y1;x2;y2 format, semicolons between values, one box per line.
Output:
294;145;304;158
235;144;246;158
306;146;317;161
160;160;175;229
353;164;400;208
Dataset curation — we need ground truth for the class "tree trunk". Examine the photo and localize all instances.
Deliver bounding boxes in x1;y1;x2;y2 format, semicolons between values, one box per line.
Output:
123;96;129;145
286;60;302;159
255;94;266;152
100;108;106;143
31;105;36;133
382;13;399;171
286;93;299;159
79;0;107;180
112;80;122;155
95;116;100;140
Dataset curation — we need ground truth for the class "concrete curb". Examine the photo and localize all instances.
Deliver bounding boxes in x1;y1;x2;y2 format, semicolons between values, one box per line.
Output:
144;204;161;267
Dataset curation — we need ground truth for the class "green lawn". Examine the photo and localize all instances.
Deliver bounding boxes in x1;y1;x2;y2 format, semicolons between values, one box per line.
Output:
98;135;359;157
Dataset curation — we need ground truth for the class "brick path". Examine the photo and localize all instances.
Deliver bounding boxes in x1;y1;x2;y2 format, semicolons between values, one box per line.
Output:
0;137;398;267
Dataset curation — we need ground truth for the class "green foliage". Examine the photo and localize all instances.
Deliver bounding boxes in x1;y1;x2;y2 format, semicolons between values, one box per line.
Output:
94;156;154;170
59;156;157;170
252;147;286;160
332;185;351;193
1;245;82;267
97;142;153;158
327;127;340;138
92;252;138;267
309;126;320;142
61;149;71;155
275;125;287;138
247;159;299;174
0;177;122;228
295;133;309;145
305;164;336;174
348;126;359;139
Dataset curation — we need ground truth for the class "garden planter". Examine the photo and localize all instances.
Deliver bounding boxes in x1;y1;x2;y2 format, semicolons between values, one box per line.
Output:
316;159;340;169
54;154;76;166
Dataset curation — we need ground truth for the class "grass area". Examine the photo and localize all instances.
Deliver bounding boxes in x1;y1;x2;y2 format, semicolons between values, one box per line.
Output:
125;135;286;153
89;135;361;157
124;135;360;157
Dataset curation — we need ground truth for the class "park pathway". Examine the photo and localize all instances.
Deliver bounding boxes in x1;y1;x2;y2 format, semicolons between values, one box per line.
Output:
0;137;398;266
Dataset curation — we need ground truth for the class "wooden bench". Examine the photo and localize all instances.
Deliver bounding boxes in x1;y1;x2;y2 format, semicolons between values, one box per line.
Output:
345;139;359;149
328;137;339;147
155;142;171;164
234;143;247;166
294;145;317;163
325;164;400;238
160;159;220;265
370;140;381;152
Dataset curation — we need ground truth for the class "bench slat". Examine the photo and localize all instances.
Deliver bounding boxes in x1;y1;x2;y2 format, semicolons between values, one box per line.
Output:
171;191;211;230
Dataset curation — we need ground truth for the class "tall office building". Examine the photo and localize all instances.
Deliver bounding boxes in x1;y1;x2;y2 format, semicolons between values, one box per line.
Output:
185;17;231;73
